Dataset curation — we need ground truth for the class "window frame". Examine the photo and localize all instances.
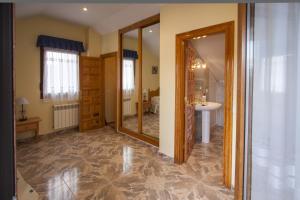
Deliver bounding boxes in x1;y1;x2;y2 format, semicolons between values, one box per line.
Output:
39;47;80;99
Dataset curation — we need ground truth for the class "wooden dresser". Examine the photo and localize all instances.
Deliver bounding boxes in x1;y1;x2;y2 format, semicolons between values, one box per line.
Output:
16;117;41;138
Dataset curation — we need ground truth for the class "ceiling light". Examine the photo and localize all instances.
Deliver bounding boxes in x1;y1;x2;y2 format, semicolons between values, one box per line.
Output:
149;29;153;33
197;36;201;39
202;63;207;69
202;35;207;38
82;7;88;11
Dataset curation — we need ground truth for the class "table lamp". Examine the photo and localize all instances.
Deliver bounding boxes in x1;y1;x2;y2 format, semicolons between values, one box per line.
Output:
16;97;29;121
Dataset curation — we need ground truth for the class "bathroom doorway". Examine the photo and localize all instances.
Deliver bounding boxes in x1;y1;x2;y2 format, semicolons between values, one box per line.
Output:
174;21;234;188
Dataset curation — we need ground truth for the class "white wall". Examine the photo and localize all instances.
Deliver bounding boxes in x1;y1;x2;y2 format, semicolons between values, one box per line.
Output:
159;4;238;187
208;71;217;127
208;72;225;127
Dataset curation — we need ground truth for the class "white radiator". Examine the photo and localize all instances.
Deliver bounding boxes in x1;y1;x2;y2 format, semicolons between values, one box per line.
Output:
123;98;131;116
53;103;79;130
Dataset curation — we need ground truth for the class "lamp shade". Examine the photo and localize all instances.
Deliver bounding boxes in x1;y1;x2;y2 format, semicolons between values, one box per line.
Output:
16;97;29;105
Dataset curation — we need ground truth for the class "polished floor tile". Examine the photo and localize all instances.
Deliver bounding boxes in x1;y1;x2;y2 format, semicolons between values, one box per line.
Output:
123;113;159;138
17;126;233;200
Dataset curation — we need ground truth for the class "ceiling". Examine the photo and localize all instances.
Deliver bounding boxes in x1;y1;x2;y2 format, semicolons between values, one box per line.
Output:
191;33;225;81
15;3;161;34
125;23;160;58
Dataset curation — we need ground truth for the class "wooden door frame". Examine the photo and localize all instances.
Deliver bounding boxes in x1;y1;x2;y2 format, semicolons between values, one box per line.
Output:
174;21;235;188
117;14;160;147
101;52;118;127
235;4;247;200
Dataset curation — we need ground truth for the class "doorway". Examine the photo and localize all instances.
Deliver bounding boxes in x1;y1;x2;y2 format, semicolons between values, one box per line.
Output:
102;52;118;129
174;21;234;188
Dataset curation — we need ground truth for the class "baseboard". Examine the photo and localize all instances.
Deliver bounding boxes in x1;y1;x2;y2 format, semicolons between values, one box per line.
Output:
16;126;79;141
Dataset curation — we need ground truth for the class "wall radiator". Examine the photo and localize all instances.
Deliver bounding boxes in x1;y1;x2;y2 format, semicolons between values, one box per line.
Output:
123;98;132;116
53;103;79;130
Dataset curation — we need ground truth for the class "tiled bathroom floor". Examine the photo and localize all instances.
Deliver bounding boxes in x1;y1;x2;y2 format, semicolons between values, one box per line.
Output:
17;126;233;200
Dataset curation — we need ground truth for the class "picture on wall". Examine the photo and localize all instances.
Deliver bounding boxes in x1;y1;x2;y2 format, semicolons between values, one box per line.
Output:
152;66;158;74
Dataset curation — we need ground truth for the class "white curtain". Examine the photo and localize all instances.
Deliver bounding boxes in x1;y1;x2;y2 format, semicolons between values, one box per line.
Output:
251;3;300;200
43;48;79;101
122;58;135;97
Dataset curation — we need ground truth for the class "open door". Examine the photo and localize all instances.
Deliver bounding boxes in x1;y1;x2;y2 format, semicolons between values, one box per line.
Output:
79;56;104;131
184;42;196;161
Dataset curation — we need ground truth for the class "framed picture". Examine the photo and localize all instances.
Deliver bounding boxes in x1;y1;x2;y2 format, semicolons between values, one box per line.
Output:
152;66;158;74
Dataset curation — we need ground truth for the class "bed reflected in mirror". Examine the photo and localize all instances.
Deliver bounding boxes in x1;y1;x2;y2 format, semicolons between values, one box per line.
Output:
141;23;160;138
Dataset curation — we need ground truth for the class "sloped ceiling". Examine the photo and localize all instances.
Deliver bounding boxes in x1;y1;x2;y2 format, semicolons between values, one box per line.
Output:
191;33;225;81
15;3;161;34
126;23;160;58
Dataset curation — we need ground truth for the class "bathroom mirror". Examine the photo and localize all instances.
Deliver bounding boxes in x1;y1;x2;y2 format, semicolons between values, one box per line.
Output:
141;23;160;139
121;29;139;133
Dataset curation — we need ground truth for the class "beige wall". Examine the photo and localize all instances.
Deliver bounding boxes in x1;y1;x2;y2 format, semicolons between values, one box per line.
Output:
86;27;102;57
15;15;101;136
142;43;160;93
159;4;238;187
101;31;118;54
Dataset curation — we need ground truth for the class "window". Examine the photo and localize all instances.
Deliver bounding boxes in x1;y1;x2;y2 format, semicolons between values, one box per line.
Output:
42;48;79;100
122;58;135;97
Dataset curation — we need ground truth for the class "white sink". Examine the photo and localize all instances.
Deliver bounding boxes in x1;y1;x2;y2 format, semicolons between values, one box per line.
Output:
195;102;222;143
195;102;222;111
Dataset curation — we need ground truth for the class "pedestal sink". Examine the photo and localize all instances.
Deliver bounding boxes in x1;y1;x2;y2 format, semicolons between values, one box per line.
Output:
195;102;222;143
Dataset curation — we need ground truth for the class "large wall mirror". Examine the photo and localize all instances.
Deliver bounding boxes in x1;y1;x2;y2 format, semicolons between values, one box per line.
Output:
142;24;160;139
118;14;160;146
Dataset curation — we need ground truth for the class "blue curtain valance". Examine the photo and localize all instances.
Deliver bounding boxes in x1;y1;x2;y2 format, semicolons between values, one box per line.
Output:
37;35;85;52
123;49;138;59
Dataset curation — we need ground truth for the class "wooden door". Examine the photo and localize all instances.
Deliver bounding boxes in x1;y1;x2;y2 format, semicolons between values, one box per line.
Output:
79;56;104;131
102;53;117;124
184;42;196;161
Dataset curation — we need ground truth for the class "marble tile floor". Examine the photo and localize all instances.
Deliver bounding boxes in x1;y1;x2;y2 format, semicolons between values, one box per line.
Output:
17;126;233;200
123;113;159;138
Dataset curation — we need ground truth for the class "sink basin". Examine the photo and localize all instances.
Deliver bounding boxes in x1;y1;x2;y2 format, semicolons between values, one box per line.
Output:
195;102;222;143
195;102;222;111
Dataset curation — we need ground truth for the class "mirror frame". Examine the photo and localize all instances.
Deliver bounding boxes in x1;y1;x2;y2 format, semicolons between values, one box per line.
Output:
118;14;160;147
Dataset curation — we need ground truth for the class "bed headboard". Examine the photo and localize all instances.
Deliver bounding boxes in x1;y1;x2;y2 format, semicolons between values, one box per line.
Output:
148;88;159;102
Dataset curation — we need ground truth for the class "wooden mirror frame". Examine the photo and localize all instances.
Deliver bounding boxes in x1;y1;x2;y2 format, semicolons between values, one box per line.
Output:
117;14;160;147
